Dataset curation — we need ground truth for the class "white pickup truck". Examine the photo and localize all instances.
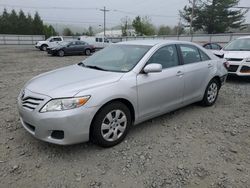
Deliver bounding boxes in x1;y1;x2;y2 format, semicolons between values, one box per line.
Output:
35;36;63;51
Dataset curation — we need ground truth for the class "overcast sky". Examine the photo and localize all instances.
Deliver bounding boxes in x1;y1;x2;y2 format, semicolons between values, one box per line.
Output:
1;0;250;29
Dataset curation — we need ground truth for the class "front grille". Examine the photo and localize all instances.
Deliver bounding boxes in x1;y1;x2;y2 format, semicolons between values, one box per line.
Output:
226;58;243;61
21;96;44;111
240;66;250;73
228;65;239;72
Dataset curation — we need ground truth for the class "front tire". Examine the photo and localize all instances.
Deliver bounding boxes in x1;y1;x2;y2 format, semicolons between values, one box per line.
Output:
91;102;131;147
202;79;220;106
85;49;91;56
58;50;64;57
41;45;48;51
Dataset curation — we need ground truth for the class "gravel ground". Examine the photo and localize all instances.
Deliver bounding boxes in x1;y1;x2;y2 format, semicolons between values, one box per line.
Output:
0;45;250;188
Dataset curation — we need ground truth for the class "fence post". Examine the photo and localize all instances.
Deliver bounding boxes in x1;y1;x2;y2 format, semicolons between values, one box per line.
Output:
209;35;212;43
3;35;6;45
32;35;34;45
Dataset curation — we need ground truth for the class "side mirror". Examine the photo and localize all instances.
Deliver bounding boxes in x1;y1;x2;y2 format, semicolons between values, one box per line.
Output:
143;63;162;73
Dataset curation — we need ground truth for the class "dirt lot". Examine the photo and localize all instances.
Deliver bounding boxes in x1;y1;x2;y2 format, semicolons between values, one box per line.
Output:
0;45;250;188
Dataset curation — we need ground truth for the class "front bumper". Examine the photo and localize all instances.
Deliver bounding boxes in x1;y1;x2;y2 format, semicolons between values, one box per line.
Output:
47;49;57;55
227;60;250;76
17;89;98;145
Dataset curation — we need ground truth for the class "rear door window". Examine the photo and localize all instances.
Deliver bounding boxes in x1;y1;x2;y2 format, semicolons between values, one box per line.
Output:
179;45;202;64
199;49;211;61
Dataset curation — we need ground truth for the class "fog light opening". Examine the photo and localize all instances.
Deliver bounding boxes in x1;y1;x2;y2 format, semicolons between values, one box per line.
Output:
51;130;64;140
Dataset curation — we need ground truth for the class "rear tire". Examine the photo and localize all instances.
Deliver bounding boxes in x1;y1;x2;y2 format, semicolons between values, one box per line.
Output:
85;49;91;56
58;50;64;57
201;79;220;106
90;102;131;147
41;45;48;51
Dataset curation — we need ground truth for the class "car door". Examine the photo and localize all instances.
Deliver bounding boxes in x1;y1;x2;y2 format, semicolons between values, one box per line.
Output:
178;44;213;103
137;45;185;120
67;41;78;54
50;37;61;47
77;41;86;53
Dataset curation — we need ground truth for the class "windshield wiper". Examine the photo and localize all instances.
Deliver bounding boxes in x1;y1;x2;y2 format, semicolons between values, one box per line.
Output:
85;65;107;71
78;62;107;71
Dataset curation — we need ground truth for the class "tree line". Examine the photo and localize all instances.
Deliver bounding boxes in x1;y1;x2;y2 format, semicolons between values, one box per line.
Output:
122;0;248;36
0;9;57;38
0;0;248;37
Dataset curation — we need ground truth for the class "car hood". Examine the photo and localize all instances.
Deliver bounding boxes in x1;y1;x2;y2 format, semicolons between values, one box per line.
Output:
222;50;250;59
25;65;124;98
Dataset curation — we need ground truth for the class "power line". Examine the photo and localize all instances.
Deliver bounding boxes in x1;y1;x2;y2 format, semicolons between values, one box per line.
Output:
43;19;117;25
0;3;178;18
112;9;177;18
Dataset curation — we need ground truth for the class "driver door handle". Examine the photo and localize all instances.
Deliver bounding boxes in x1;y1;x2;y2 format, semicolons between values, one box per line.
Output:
176;71;184;77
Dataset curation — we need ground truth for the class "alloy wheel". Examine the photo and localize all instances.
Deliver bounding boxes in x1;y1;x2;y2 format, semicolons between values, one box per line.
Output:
101;110;127;142
207;82;218;103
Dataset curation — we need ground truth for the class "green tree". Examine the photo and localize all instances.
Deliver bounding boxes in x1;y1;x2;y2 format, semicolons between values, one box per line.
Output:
0;9;10;34
180;0;248;34
172;25;185;35
132;16;155;36
26;14;34;34
43;25;57;38
158;25;172;35
63;27;73;36
18;10;28;34
33;12;44;34
86;26;94;36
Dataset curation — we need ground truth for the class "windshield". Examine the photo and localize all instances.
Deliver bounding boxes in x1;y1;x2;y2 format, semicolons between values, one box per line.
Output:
46;37;52;41
224;38;250;51
81;44;151;72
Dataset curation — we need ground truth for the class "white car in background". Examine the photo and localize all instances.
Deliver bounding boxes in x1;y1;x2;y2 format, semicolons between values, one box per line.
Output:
221;36;250;76
78;36;112;49
35;36;63;51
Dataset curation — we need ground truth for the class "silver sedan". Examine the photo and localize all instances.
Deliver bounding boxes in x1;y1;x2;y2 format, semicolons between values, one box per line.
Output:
18;40;228;147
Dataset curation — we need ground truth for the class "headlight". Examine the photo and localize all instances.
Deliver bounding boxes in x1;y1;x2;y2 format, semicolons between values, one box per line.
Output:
40;96;90;112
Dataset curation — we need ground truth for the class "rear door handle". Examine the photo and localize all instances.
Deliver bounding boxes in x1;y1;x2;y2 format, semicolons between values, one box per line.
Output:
176;71;184;76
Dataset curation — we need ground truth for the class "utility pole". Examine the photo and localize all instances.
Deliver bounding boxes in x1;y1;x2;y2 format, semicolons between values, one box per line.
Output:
100;6;110;37
177;17;181;36
190;0;196;35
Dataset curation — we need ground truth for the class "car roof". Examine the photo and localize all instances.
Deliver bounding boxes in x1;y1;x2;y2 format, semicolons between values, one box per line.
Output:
118;40;196;46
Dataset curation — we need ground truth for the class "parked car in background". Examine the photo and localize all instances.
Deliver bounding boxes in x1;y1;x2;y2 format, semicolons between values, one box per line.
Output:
203;42;222;51
78;36;112;49
47;40;95;57
220;36;250;76
35;36;63;51
18;40;227;147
